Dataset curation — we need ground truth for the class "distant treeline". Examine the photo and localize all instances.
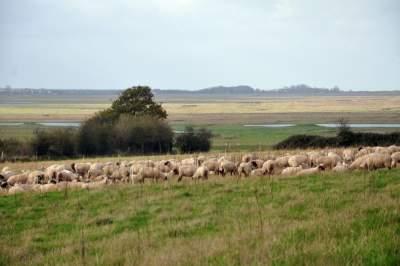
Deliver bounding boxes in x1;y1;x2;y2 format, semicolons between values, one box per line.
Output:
0;118;211;162
3;84;400;97
275;130;400;150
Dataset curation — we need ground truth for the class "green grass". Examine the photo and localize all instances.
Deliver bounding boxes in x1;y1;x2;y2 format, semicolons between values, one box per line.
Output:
0;169;399;265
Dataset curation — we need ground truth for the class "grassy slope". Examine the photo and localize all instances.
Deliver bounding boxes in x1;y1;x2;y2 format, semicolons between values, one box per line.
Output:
0;170;399;265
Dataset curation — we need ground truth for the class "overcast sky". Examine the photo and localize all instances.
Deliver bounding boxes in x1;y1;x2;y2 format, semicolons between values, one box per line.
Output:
0;0;399;90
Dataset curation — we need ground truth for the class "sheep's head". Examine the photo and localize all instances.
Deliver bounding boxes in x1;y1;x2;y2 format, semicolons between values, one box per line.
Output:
172;167;179;175
71;163;76;173
37;174;46;184
318;164;325;171
0;180;8;188
250;161;258;169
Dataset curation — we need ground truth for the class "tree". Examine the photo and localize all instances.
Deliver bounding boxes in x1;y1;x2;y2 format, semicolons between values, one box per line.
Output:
111;86;167;119
336;117;354;146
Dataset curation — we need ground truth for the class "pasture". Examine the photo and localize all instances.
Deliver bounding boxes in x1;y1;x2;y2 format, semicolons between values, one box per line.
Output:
0;169;399;265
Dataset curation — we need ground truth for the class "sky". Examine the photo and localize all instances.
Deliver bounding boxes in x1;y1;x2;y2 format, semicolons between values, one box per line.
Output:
0;0;399;91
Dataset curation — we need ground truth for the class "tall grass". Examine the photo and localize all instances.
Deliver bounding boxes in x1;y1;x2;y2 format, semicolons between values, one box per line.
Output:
0;169;399;265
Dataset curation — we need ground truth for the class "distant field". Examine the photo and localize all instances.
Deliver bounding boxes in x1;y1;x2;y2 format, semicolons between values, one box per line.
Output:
1;169;399;265
1;95;399;151
1;96;400;123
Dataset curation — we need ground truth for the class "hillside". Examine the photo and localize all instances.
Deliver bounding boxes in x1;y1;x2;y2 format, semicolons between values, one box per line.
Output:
0;169;399;265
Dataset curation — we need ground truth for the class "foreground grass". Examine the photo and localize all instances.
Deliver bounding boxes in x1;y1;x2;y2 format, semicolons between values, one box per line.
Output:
1;170;400;265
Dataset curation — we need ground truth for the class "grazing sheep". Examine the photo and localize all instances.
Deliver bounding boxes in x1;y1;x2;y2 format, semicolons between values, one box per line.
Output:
350;155;369;170
343;149;356;163
242;153;256;163
262;160;275;174
7;173;29;186
39;183;58;193
202;159;220;174
86;178;109;189
275;156;290;168
332;163;349;172
197;155;206;166
8;184;33;194
219;160;237;176
296;165;325;176
193;166;209;180
71;162;91;177
181;158;196;166
250;168;267;176
356;147;373;158
391;152;400;168
250;159;264;168
374;146;390;154
238;161;257;177
0;180;8;189
315;156;338;169
103;164;119;177
0;170;17;181
88;163;105;179
327;152;342;164
288;155;309;168
262;159;285;175
364;152;392;171
177;165;197;181
27;170;47;184
56;170;79;183
281;166;303;176
138;167;168;183
388;145;400;154
130;164;144;176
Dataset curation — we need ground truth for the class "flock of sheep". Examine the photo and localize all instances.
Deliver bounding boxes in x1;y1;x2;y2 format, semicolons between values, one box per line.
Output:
1;145;400;195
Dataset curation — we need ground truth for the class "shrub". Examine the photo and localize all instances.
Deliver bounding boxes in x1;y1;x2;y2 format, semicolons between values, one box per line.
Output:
274;135;337;149
112;115;173;154
275;130;400;150
31;129;77;157
0;138;32;160
175;126;212;153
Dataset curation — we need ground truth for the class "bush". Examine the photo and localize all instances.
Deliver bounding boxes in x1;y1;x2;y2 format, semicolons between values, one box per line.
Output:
0;138;32;160
274;135;337;149
78;117;113;156
175;126;212;153
112;115;173;154
78;114;173;156
31;129;77;157
275;130;400;150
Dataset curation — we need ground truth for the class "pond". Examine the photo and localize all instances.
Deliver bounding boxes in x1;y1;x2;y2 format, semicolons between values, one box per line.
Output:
0;122;81;127
243;124;295;128
243;124;400;128
317;124;400;128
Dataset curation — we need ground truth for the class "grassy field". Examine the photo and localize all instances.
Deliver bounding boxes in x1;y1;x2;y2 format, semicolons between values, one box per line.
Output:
0;169;399;265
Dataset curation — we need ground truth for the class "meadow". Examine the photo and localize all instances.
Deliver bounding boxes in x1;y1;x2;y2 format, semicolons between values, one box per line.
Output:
0;169;399;265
